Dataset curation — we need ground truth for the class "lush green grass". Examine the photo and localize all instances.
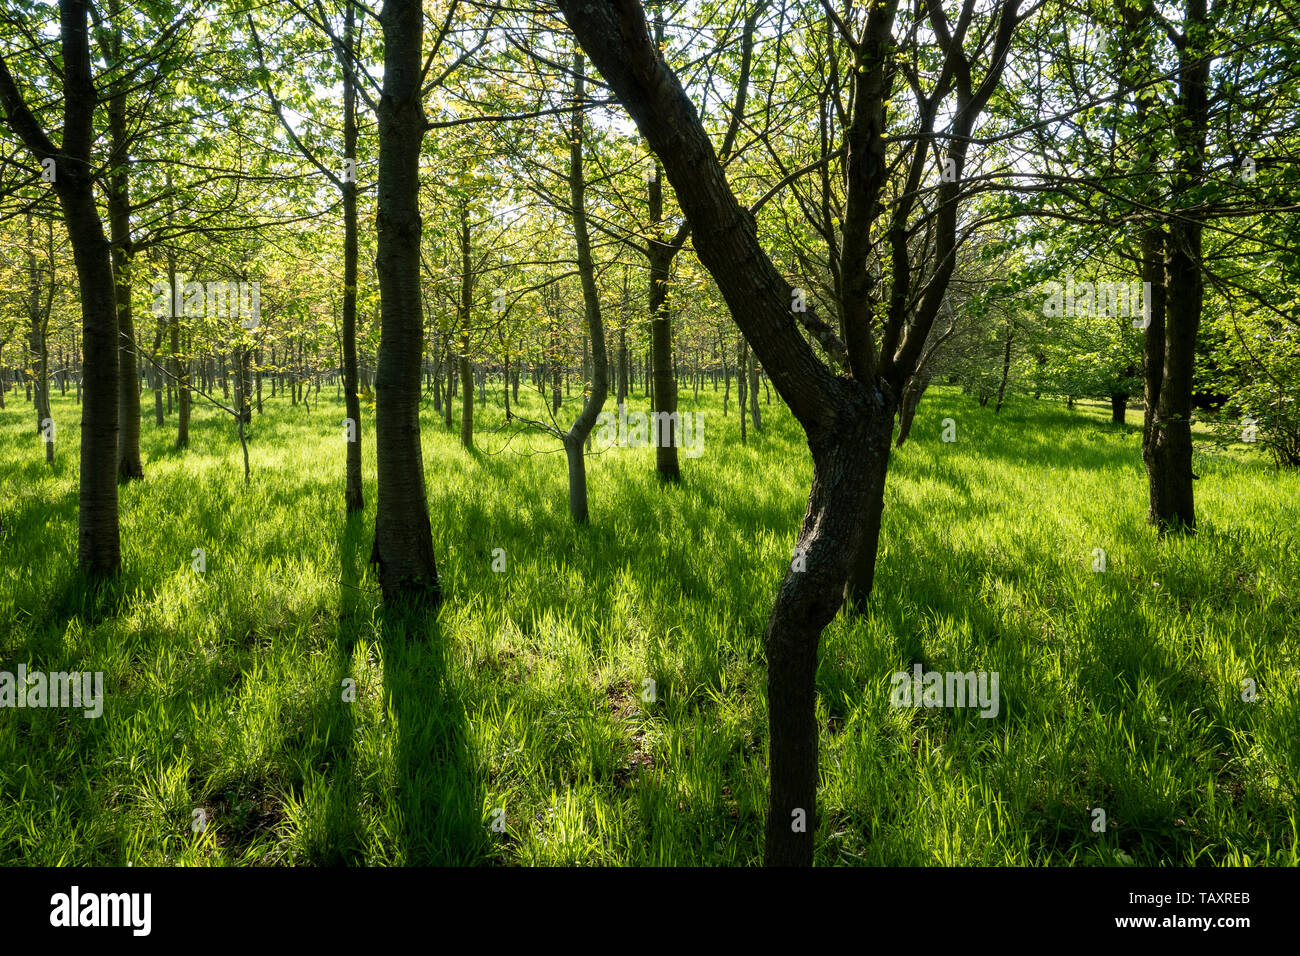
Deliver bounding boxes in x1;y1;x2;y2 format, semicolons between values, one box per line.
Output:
1;378;1297;866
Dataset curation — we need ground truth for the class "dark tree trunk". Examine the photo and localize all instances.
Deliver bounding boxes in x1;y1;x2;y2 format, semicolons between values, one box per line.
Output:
370;0;440;606
649;239;679;480
458;207;474;450
107;55;142;481
994;323;1013;413
737;333;748;443
558;0;1016;866
0;0;121;573
562;53;608;523
26;213;53;463
895;371;930;448
1111;393;1127;424
168;246;189;448
1134;0;1208;535
341;2;364;513
444;344;455;427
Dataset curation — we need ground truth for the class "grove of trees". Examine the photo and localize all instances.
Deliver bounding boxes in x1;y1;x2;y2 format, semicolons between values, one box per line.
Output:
1;0;1297;869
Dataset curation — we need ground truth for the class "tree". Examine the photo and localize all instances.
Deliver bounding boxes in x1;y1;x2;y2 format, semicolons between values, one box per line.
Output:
558;0;1025;866
370;0;440;605
0;0;121;576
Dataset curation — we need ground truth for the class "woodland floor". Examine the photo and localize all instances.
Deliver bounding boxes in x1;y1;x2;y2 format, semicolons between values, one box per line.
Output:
0;383;1296;865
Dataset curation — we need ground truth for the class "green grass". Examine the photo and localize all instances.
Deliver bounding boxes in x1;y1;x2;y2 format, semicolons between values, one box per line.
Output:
1;379;1297;866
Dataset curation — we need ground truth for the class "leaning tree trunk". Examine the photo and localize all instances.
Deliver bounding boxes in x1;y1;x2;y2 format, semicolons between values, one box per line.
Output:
370;0;439;606
556;0;1007;867
765;395;887;866
895;370;931;448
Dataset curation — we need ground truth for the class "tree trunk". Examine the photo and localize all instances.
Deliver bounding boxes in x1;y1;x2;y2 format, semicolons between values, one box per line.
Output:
648;202;680;480
994;323;1013;413
168;247;189;448
341;3;364;513
737;333;748;443
562;53;608;523
0;0;121;572
26;213;53;464
370;0;440;606
1111;393;1127;424
895;371;930;448
106;14;142;482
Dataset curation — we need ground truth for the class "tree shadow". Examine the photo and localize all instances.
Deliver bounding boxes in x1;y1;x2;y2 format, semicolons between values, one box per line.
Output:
377;599;488;865
297;513;372;865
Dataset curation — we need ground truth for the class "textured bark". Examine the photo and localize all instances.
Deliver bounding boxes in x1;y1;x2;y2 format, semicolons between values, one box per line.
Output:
371;0;439;606
1144;0;1208;533
0;0;121;574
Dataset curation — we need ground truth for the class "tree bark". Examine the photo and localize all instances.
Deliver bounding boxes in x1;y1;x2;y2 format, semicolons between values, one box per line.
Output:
371;0;440;606
0;0;121;574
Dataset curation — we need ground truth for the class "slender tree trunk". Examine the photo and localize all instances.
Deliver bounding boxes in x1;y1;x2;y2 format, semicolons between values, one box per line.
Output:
107;5;142;482
458;206;475;449
168;247;189;448
562;53;608;523
444;343;455;427
994;323;1013;413
341;3;363;513
737;333;748;443
648;182;680;480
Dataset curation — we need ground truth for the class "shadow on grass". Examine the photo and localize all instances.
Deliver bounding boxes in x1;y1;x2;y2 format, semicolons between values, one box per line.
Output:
297;513;371;865
377;594;488;865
